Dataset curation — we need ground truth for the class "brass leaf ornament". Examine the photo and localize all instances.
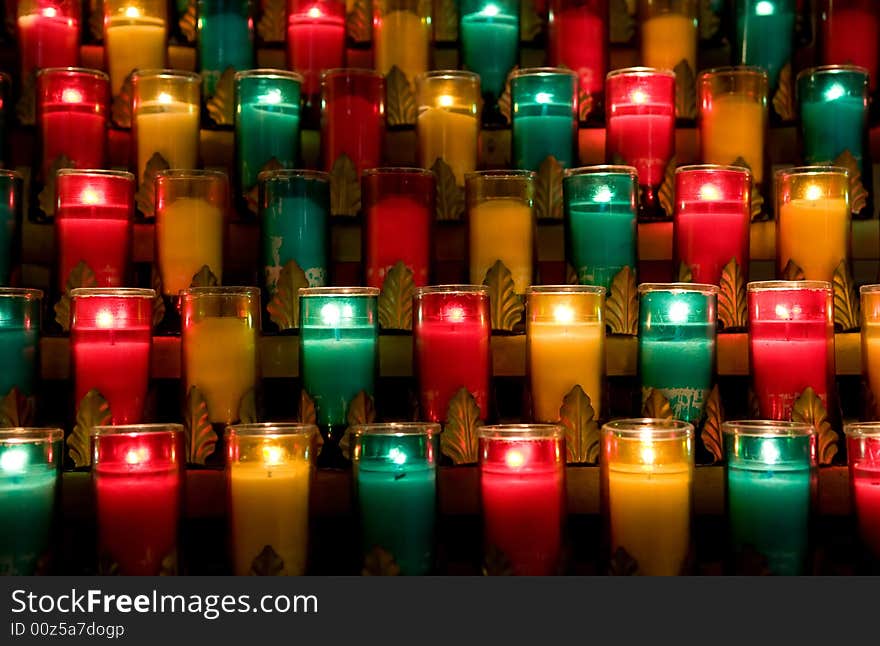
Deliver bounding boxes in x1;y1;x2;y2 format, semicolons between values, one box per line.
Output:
346;390;377;427
833;149;868;215
362;547;400;576
781;259;805;281
497;66;517;124
699;0;721;40
256;0;285;42
701;385;724;464
68;389;112;468
136;152;170;218
300;390;317;425
609;0;635;44
482;260;525;332
791;387;839;465
179;0;197;43
441;387;483;465
608;547;639;576
641;387;674;420
565;263;579;285
330;154;361;216
519;0;543;41
385;66;417;127
534;155;564;221
206;67;236;126
482;545;514;576
183;385;216;465
433;0;458;42
772;63;795;122
189;264;219;288
832;260;860;332
54;260;98;331
677;262;693;283
731;156;765;221
38;154;74;218
159;552;178;576
658;156;677;218
432;157;465;221
245;157;284;214
151;266;166;328
346;0;371;43
111;72;134;129
718;257;747;331
266;259;310;330
577;86;593;123
605;265;638;335
238;388;258;424
250;545;285;576
378;261;414;330
673;60;697;120
559;385;600;464
0;388;34;427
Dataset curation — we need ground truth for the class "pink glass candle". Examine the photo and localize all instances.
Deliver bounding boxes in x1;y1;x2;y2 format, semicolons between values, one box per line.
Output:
748;281;835;420
321;68;385;175
287;0;346;119
17;0;80;82
846;422;880;559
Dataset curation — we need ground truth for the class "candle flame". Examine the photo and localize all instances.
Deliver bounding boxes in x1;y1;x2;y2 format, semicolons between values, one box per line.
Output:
80;187;101;205
444;305;465;323
388;447;407;465
804;184;823;201
0;447;28;473
824;83;845;102
262;445;284;466
320;303;353;326
630;89;648;105
259;88;283;105
307;6;322;18
124;6;141;18
42;7;58;18
505;449;524;469
480;4;500;17
553;305;575;325
96;309;115;329
125;448;148;465
61;88;84;104
535;92;553;105
755;1;774;16
774;303;802;320
760;439;780;465
668;300;690;324
639;430;655;465
437;94;454;108
593;185;613;203
699;184;720;201
157;92;173;105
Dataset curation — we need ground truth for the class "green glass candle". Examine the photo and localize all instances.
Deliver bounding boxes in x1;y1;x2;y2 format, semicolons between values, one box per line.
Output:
0;170;22;286
352;423;440;575
638;283;718;424
723;420;815;575
0;428;63;575
564;165;638;291
198;0;255;97
235;70;303;196
511;68;577;171
734;0;794;96
459;0;519;112
0;288;41;398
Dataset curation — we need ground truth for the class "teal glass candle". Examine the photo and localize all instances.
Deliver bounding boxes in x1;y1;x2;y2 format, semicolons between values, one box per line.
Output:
0;170;22;286
259;169;329;294
459;0;519;112
638;283;718;424
0;428;63;575
198;0;255;97
352;423;440;575
563;165;638;291
0;288;41;399
511;68;577;171
723;420;815;575
734;0;795;94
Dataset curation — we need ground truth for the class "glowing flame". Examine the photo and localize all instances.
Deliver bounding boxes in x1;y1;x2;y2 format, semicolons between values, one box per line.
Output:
444;305;465;323
96;309;115;329
80;187;101;205
437;94;454;108
61;88;84;104
630;89;648;105
755;1;774;16
262;445;283;466
553;305;575;325
699;184;720;201
505;449;524;469
639;430;655;465
388;447;407;465
42;7;58;18
593;185;613;203
125;448;148;465
824;83;845;102
535;92;552;104
667;300;690;324
0;447;28;473
480;4;500;17
307;6;322;18
157;92;173;105
805;184;823;201
260;89;282;105
760;439;780;465
124;6;141;18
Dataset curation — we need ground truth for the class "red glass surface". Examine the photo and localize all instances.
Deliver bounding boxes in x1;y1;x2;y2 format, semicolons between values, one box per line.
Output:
17;0;79;81
320;69;384;174
548;0;606;99
848;432;880;557
822;1;879;91
286;0;346;100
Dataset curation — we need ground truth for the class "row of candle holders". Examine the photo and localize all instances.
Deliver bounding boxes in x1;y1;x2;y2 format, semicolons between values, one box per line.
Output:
3;419;880;576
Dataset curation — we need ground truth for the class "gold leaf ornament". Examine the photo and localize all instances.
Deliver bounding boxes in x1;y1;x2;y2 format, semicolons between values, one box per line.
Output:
701;384;724;464
299;390;317;425
39;154;74;218
609;0;635;44
111;73;134;129
385;66;417;127
677;262;693;283
432;157;465;221
565;263;579;285
729;156;765;221
245;157;284;214
641;387;674;420
658;156;677;218
256;0;286;42
0;388;35;427
378;261;414;330
791;387;839;465
340;391;376;459
496;67;517;125
206;67;236;125
183;385;217;465
238;388;257;424
577;86;594;123
832;149;869;215
178;0;197;43
54;260;98;331
346;0;371;43
781;259;805;281
772;63;795;122
534;156;564;221
718;257;747;331
68;390;113;468
605;265;638;335
482;260;525;332
362;546;400;576
441;387;483;465
832;259;860;332
519;0;543;41
699;0;721;40
330;154;361;216
482;545;514;576
250;545;285;576
266;259;310;330
189;264;219;288
559;385;600;464
136;152;170;218
150;266;166;328
433;0;458;42
608;547;639;576
673;60;697;120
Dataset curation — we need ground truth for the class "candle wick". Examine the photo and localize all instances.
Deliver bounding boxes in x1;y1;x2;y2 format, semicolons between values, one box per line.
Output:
394;472;406;480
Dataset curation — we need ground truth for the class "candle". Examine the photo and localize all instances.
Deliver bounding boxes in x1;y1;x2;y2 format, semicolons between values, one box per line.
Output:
373;0;431;86
733;0;795;94
260;170;329;293
131;70;201;185
17;0;79;82
0;428;62;575
466;170;536;293
0;289;41;398
352;423;440;575
748;280;835;420
320;68;385;175
104;0;168;98
459;0;519;104
605;68;676;219
776;166;850;283
92;424;184;575
845;422;880;560
478;424;566;575
862;285;880;416
70;288;154;425
510;67;577;171
821;1;879;92
0;171;22;287
362;168;434;288
526;285;604;422
197;0;254;97
563;165;638;291
55;170;135;291
639;284;717;424
226;423;316;576
415;71;481;186
723;420;815;575
413;285;491;423
638;0;697;75
673;165;752;285
234;70;302;196
602;418;694;576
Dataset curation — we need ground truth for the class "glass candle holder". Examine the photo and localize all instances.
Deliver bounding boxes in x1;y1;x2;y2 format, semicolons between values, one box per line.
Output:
225;423;317;576
373;0;431;88
0;171;22;287
638;0;697;79
413;285;491;423
698;66;768;184
673;165;752;286
259;169;329;294
0;288;41;399
92;424;184;576
510;68;577;171
845;422;880;560
547;0;606;124
723;420;816;575
352;423;440;576
17;0;80;84
465;170;536;294
601;418;694;576
55;169;135;291
776;166;850;283
0;427;63;575
362;168;434;288
197;0;254;97
821;0;878;93
526;285;604;422
103;0;168;99
478;424;566;576
748;280;835;420
459;0;519;109
638;283;718;424
733;0;795;97
605;68;676;219
862;285;880;417
234;69;302;197
415;70;481;186
320;68;385;176
563;165;638;291
70;288;154;425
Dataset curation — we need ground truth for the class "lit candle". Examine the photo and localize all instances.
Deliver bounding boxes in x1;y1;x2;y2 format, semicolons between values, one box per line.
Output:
320;68;385;175
197;0;254;97
510;67;577;171
459;0;519;109
733;0;795;95
748;280;835;420
723;420;815;575
478;424;566;575
352;423;440;575
821;0;878;93
226;423;317;576
862;285;880;416
602;418;694;576
638;0;697;77
845;422;880;560
373;0;431;86
103;0;168;98
0;171;22;286
17;0;79;83
0;289;41;399
92;424;184;575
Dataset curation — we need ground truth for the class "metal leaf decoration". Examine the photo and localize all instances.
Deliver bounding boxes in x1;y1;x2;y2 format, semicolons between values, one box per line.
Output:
97;555;120;576
267;259;310;330
482;545;514;576
433;0;458;42
772;63;795;122
136;152;170;218
608;547;639;576
330;154;361;216
250;545;285;576
658;156;677;218
699;0;721;40
566;263;578;285
111;73;134;129
642;387;674;420
39;154;74;218
520;0;543;41
674;60;697;120
781;259;805;281
68;390;112;468
718;257;747;331
346;390;377;427
559;385;600;464
482;260;525;332
159;552;178;576
441;387;483;465
378;261;414;330
833;149;869;215
299;390;317;425
183;385;216;465
605;265;638;335
677;262;693;283
432;157;464;221
385;66;417;127
701;384;724;464
577;86;593;123
747;387;761;418
791;387;839;465
346;0;371;43
362;546;400;576
239;388;257;424
731;156;766;221
535;155;564;221
256;0;285;42
245;157;283;214
497;67;517;124
0;388;34;427
178;0;197;43
609;0;635;44
151;266;166;328
54;261;98;331
833;259;860;332
16;72;36;126
207;67;236;126
189;264;219;288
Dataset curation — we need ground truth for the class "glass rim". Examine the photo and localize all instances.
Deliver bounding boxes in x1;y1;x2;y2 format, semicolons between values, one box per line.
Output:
321;67;385;81
477;424;565;440
299;286;380;298
0;169;21;180
606;66;677;80
601;418;695;440
131;69;202;83
721;420;815;438
510;66;578;79
180;286;261;298
37;66;110;82
155;169;229;181
775;165;849;179
638;282;720;295
56;168;135;182
70;287;155;299
796;64;871;81
526;285;606;296
464;169;537;181
414;284;489;296
860;284;880;294
415;69;480;83
564;165;638;179
697;65;769;81
675;164;752;177
224;422;318;438
0;287;43;300
747;280;832;292
258;168;330;183
91;423;184;438
845;422;880;438
0;427;64;443
362;167;435;178
350;422;442;437
234;68;304;84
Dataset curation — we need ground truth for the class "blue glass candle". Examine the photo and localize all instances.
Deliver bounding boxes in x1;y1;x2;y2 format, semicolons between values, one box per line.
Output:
352;423;440;575
0;170;22;286
510;68;577;171
198;0;255;97
638;283;718;424
0;288;41;398
734;0;795;94
459;0;519;109
723;420;815;575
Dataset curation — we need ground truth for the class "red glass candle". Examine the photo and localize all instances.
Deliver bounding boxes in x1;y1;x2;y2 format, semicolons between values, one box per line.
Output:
16;0;80;82
478;424;566;575
821;0;879;92
413;285;491;423
92;424;183;575
748;281;835;420
673;165;751;285
362;168;434;288
70;288;153;425
287;0;346;117
36;68;109;180
846;422;880;559
320;68;385;175
55;170;134;291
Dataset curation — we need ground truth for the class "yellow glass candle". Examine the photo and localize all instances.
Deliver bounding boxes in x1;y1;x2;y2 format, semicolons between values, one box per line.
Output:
104;0;167;98
776;166;850;282
466;170;536;293
602;418;694;575
226;423;316;576
527;285;605;422
415;71;481;185
373;0;431;86
639;0;698;74
861;285;880;417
